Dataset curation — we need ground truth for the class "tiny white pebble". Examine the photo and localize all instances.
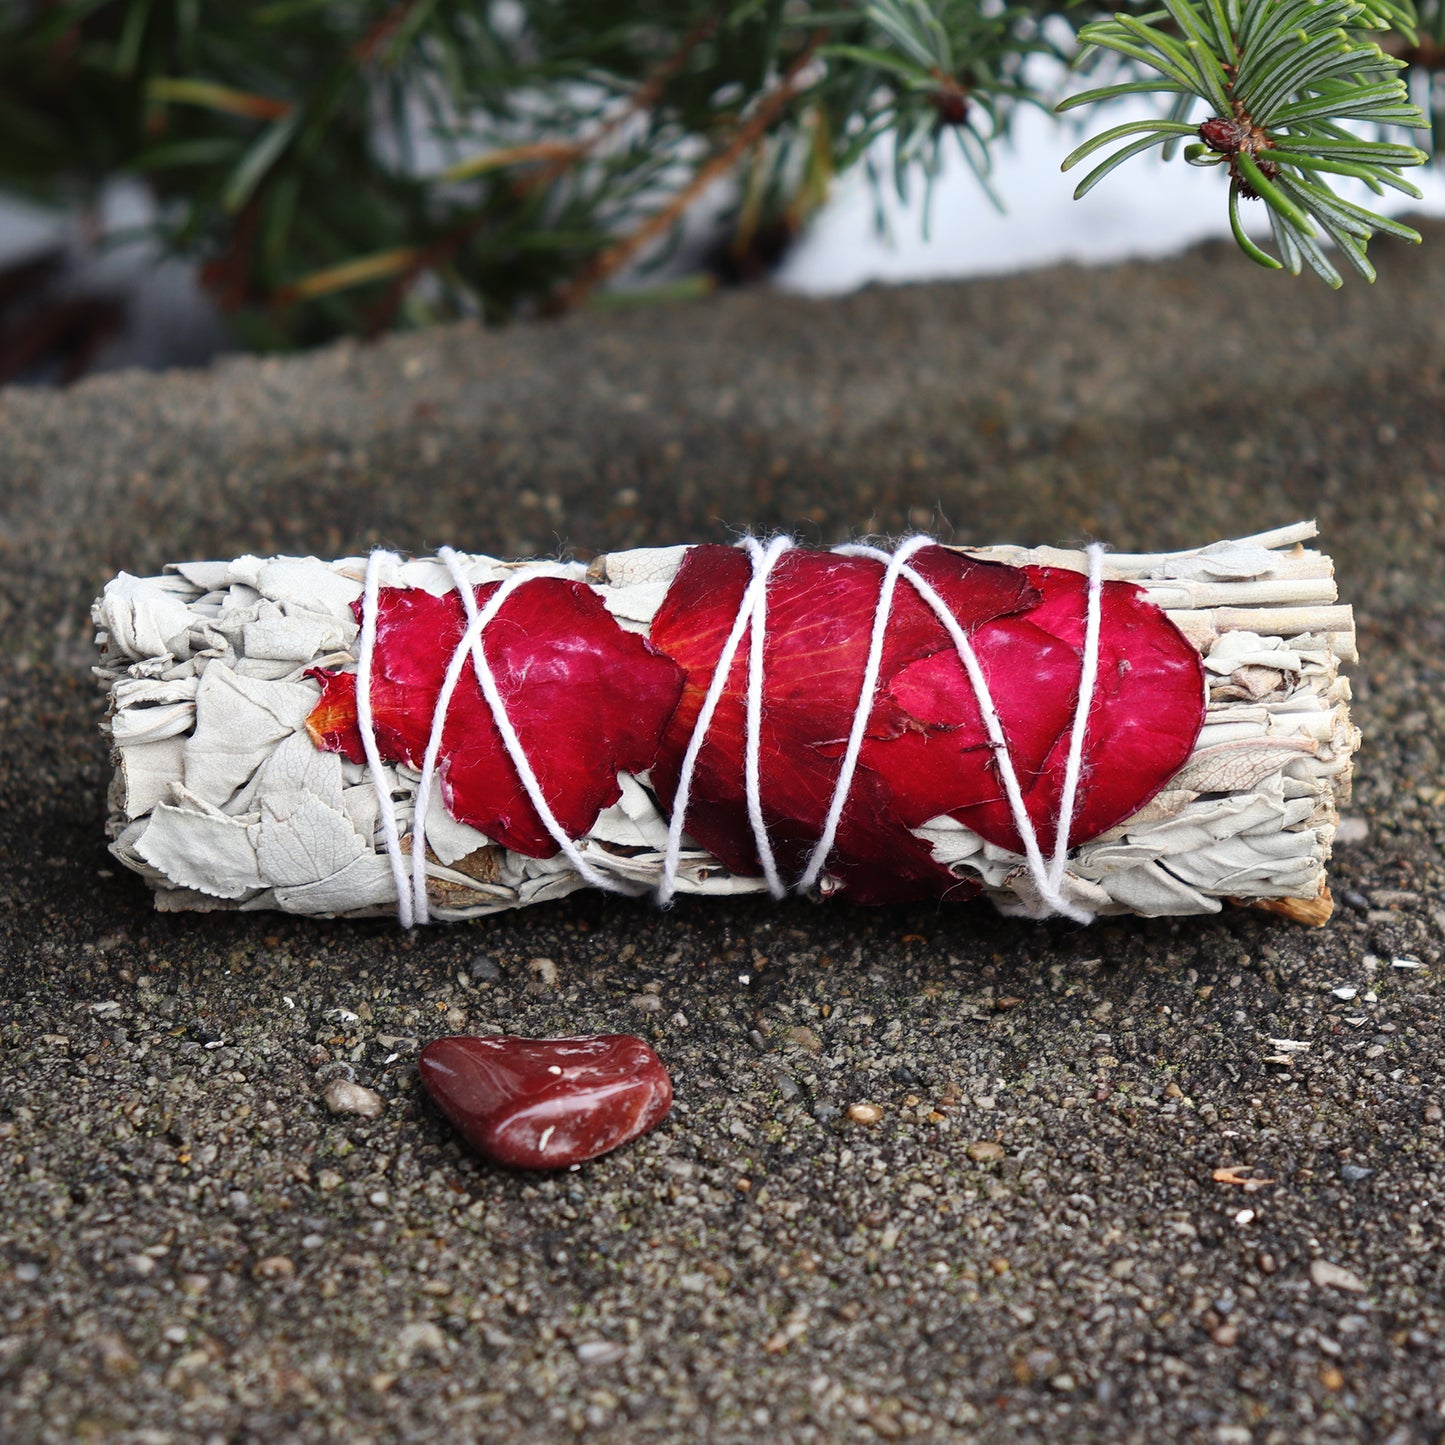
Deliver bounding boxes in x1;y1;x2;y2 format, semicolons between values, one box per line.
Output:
738;974;751;986
323;1080;384;1119
1267;1039;1310;1052
1234;1209;1255;1226
1392;956;1424;970
548;1065;562;1075
575;1340;626;1365
1332;986;1358;1000
1310;1259;1368;1292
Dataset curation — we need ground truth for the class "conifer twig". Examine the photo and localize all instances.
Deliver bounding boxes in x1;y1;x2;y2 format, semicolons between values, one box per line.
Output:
555;39;824;311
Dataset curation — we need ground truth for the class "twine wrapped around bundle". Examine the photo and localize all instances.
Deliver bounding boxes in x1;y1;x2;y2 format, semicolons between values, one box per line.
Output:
93;520;1357;926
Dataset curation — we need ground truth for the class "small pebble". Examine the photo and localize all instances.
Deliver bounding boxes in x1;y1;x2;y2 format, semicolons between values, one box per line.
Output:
846;1103;884;1125
468;953;501;982
394;1322;447;1364
94;1333;138;1378
252;1256;295;1281
575;1340;627;1365
322;1080;384;1119
966;1140;1005;1162
1340;1164;1374;1182
1310;1259;1367;1293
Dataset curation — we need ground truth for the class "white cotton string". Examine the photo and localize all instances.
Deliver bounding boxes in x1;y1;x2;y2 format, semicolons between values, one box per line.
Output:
407;555;547;925
796;534;935;893
357;549;415;929
658;533;794;907
836;543;1099;924
364;535;1106;926
407;548;636;925
1046;543;1106;908
743;536;792;899
409;552;538;923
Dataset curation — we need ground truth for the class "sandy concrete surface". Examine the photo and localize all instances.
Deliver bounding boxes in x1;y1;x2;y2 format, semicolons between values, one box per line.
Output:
1;225;1443;1444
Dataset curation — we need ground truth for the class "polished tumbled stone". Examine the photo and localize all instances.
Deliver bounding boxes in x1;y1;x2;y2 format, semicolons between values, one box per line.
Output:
418;1033;673;1169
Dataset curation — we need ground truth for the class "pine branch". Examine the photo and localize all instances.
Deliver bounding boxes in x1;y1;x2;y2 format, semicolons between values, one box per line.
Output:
1062;0;1430;285
0;0;1439;349
555;38;825;311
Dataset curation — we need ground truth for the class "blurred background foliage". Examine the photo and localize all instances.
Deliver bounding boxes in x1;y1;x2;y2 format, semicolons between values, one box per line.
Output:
0;0;1441;358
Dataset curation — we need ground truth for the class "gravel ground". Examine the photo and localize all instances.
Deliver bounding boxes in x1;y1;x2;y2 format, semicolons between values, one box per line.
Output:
1;226;1443;1445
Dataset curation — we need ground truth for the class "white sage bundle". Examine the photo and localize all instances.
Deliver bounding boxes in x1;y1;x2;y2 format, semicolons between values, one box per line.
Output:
93;520;1357;926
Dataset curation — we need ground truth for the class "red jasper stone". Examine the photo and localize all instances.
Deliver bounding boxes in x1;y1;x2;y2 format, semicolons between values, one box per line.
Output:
418;1034;673;1170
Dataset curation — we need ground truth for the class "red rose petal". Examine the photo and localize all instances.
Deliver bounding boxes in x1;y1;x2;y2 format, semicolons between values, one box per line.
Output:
649;546;1205;897
308;545;1205;904
878;614;1082;824
419;1034;673;1169
306;578;684;857
939;567;1206;855
647;544;1039;902
305;669;365;762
